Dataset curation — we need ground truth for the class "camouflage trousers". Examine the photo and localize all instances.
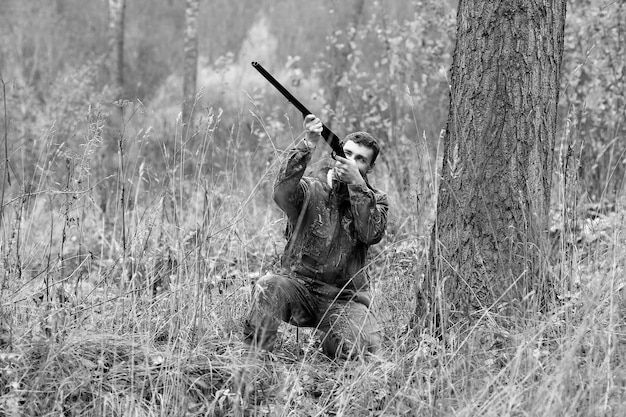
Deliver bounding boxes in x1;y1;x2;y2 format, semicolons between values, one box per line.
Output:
243;273;381;359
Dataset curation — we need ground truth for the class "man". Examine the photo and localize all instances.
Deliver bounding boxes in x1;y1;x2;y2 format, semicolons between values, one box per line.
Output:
243;114;388;359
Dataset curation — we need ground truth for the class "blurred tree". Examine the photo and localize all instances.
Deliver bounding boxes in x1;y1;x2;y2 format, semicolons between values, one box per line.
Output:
413;0;567;333
108;0;126;98
560;0;626;205
325;0;366;128
313;1;454;235
183;0;200;139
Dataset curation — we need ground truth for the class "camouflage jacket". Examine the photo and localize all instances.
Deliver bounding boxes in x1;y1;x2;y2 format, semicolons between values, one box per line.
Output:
273;139;388;298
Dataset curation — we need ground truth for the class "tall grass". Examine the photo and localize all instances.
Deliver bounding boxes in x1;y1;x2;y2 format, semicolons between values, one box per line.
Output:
0;89;625;417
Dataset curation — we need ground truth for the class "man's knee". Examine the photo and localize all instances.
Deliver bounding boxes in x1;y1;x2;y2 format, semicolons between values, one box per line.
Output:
320;327;381;359
243;274;288;352
250;273;284;305
321;302;382;359
254;273;290;293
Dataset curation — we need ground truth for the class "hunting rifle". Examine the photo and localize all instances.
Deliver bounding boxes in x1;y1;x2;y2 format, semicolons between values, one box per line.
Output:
251;61;345;158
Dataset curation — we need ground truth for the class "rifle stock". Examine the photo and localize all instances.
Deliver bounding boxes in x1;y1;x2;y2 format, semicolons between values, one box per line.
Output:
251;61;345;158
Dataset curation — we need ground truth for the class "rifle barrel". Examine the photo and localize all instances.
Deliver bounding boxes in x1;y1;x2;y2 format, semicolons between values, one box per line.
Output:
251;62;310;116
251;61;345;158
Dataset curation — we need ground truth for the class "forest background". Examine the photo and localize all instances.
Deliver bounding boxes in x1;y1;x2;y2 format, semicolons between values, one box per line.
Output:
0;0;625;416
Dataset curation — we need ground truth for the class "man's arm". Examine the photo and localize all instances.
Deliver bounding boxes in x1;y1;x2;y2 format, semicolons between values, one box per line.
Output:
331;153;388;245
273;115;322;219
348;184;389;245
273;140;314;220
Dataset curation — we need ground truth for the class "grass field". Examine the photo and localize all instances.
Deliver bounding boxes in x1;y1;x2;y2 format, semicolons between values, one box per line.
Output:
0;103;625;416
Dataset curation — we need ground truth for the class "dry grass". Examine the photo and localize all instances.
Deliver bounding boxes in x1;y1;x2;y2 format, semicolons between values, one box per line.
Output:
1;102;625;416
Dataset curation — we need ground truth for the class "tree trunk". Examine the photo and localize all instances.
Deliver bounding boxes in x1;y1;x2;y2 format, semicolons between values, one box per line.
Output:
182;0;200;139
108;0;125;98
414;0;567;332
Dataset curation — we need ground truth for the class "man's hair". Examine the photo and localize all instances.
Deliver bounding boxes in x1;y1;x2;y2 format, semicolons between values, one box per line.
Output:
344;131;380;166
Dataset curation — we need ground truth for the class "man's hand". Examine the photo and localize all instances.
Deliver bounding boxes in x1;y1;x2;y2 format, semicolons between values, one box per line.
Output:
333;156;366;187
304;114;323;143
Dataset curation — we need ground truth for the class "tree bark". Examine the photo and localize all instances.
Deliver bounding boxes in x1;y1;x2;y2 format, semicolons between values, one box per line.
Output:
182;0;200;139
108;0;125;98
414;0;567;332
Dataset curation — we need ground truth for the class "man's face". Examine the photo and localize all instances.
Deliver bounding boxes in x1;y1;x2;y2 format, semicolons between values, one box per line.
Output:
343;140;375;176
